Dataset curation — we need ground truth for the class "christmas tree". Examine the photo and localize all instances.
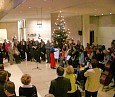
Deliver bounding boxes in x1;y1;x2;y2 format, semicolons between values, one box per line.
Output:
52;11;70;49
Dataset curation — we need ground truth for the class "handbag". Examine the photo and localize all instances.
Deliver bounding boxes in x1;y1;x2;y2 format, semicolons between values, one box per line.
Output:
75;81;82;97
75;89;81;97
74;74;82;97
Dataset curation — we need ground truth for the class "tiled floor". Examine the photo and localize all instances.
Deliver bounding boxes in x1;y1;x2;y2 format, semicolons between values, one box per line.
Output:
4;61;115;97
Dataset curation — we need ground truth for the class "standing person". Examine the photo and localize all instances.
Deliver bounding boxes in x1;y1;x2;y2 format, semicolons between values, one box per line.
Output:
79;49;85;65
0;43;4;64
22;39;26;61
20;41;26;61
8;43;14;65
35;41;41;63
4;81;16;97
50;48;56;69
84;59;102;97
71;46;79;68
3;39;7;59
65;45;70;66
45;40;51;63
65;65;77;97
19;74;38;97
5;42;10;62
26;41;31;61
41;40;46;61
59;48;66;67
111;51;115;88
49;66;71;97
30;39;36;61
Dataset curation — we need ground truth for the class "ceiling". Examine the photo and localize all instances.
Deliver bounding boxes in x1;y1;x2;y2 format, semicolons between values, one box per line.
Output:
0;0;115;22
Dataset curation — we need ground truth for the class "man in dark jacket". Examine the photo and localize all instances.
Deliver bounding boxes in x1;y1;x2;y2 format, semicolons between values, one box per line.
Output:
49;66;71;97
0;43;4;64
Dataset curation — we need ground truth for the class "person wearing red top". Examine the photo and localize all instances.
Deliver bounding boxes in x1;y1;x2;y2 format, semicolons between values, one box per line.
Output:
50;50;56;69
5;43;10;62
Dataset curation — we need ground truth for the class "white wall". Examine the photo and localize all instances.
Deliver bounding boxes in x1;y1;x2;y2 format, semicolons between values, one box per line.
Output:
65;16;82;43
97;27;115;48
26;18;51;42
97;15;115;48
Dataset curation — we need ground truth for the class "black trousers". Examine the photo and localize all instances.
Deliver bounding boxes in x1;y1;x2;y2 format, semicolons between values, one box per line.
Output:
113;74;115;85
67;92;76;97
36;51;41;63
85;90;98;97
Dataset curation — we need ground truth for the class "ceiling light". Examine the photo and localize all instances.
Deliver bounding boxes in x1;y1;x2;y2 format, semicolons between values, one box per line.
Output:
102;14;103;15
28;7;31;9
110;13;112;14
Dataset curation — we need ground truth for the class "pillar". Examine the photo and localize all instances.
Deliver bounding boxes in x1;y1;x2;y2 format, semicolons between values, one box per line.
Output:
82;15;90;48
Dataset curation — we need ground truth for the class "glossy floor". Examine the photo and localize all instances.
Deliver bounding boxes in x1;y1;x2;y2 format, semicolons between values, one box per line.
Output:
4;61;115;97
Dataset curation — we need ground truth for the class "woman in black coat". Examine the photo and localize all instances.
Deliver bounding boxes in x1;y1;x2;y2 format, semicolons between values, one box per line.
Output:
19;74;38;97
0;44;4;64
0;70;8;97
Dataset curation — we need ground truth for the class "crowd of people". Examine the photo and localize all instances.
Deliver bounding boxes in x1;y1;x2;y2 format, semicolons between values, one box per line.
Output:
0;38;51;65
0;38;115;97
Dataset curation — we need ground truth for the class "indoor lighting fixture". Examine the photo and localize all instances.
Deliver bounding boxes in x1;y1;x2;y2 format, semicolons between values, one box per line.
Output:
110;12;112;14
37;7;42;28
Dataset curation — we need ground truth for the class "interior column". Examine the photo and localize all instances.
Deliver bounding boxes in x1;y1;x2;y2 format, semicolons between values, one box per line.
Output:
82;15;90;48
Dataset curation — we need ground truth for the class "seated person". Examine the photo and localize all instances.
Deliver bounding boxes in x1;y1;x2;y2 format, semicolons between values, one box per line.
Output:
0;64;11;81
0;70;9;97
13;46;21;64
19;74;38;97
4;81;16;97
